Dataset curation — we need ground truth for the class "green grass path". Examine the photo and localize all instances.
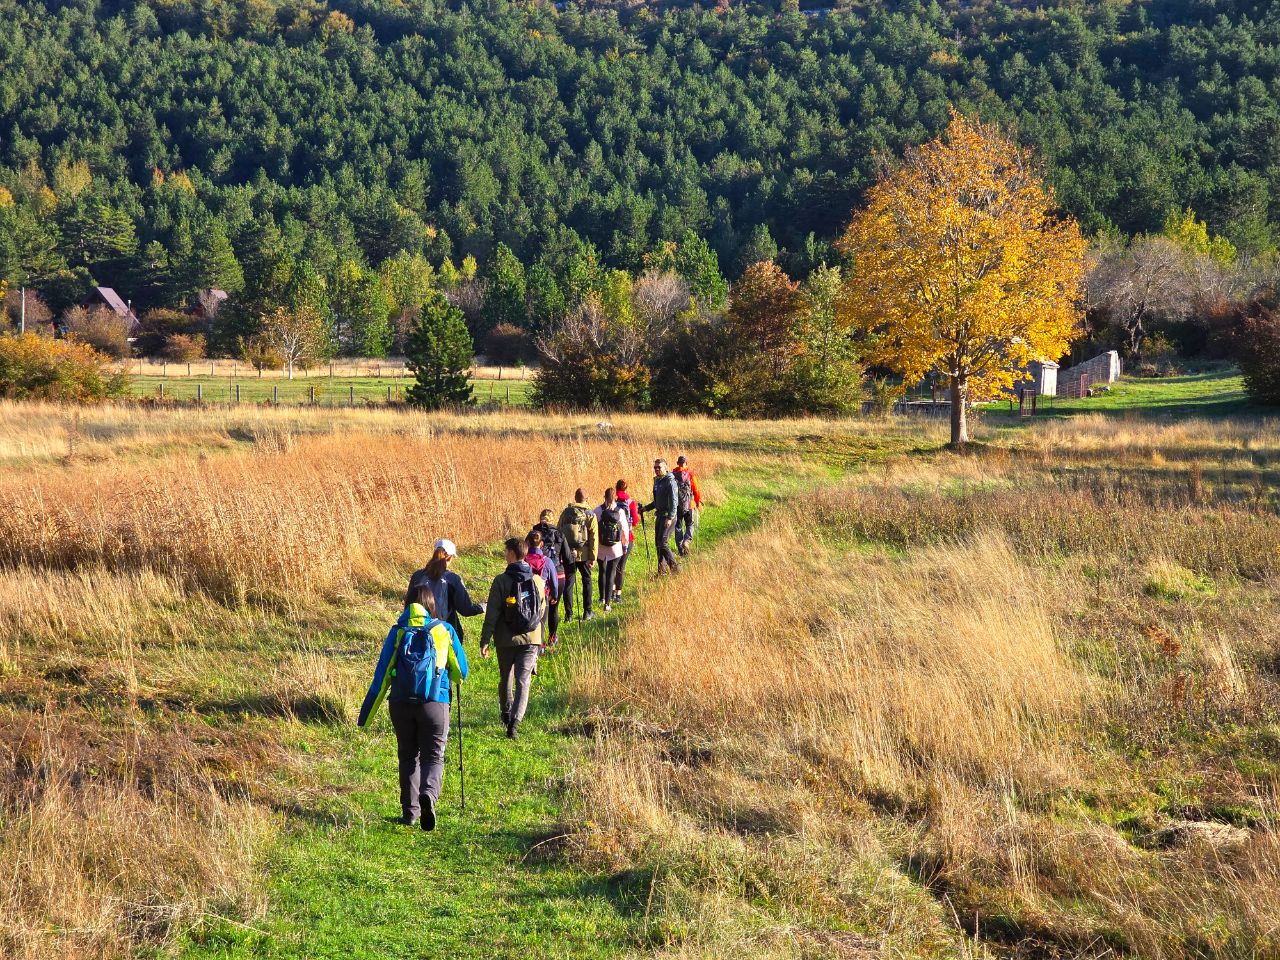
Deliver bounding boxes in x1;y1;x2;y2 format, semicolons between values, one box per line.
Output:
177;469;785;960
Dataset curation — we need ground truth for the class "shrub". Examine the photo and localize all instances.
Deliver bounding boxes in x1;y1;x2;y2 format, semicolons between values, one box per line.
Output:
161;334;207;363
483;322;533;365
135;308;199;357
533;298;649;411
62;305;132;358
239;336;284;372
1235;305;1280;404
0;333;127;402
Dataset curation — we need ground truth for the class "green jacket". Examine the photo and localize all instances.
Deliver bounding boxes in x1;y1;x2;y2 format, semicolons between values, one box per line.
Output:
480;563;547;649
558;502;599;565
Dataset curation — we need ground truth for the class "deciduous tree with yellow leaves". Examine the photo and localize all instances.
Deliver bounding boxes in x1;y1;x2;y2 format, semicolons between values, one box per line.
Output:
838;113;1086;447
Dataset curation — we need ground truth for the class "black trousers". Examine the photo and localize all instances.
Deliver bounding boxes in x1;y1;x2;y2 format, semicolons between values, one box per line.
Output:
564;560;593;617
655;514;679;573
388;700;450;819
614;542;632;592
546;592;561;639
597;556;619;603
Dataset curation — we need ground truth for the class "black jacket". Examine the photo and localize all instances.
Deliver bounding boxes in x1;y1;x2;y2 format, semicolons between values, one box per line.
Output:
533;521;572;574
404;568;484;640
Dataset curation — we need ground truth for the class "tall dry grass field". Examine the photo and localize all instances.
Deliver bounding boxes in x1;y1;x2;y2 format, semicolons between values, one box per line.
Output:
570;416;1280;959
0;402;719;960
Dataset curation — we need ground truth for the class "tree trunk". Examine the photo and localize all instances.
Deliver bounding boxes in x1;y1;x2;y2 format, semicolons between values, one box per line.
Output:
287;361;294;381
949;375;969;448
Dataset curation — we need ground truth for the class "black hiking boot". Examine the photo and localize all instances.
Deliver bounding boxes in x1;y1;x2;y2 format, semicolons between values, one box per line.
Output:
402;813;419;827
506;721;519;740
421;795;436;832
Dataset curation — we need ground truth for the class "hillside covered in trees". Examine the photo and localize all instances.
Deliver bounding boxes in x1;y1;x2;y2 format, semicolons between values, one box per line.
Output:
1;0;1279;354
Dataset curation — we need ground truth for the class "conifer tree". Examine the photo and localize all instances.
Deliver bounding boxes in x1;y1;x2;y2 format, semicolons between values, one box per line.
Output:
406;291;474;409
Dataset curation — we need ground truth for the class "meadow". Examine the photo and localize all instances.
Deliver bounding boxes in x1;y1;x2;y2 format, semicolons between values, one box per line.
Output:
0;389;1276;960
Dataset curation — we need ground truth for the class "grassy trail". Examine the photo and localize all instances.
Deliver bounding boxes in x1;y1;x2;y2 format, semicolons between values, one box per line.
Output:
178;466;790;960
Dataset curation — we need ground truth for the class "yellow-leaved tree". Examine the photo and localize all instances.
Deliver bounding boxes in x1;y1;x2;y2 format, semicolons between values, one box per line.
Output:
838;112;1087;446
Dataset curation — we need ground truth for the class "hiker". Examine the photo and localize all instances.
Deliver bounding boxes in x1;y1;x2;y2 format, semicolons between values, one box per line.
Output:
613;479;642;600
479;537;546;739
405;539;486;641
594;487;630;612
557;489;599;622
357;585;467;831
640;458;679;574
672;456;703;556
524;529;561;640
531;509;570;647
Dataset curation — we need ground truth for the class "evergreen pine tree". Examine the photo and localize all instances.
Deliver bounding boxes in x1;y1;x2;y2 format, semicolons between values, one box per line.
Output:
406;291;474;409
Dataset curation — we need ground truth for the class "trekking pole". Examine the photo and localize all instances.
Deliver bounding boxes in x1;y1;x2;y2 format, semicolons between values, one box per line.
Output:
639;510;652;565
456;682;466;812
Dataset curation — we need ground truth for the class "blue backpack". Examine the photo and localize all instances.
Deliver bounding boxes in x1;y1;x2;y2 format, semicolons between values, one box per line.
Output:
388;619;444;703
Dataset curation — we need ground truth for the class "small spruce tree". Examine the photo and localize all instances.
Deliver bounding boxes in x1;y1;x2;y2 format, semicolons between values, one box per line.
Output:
406;291;475;409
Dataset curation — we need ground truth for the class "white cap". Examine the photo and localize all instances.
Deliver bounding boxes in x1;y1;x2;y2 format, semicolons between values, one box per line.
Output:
434;538;458;558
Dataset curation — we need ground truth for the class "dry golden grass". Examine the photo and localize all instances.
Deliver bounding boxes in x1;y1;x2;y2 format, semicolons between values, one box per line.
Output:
0;400;737;959
568;412;1280;959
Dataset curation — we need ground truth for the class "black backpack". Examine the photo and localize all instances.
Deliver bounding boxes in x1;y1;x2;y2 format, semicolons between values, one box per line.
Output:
599;504;622;546
675;471;693;513
502;568;543;634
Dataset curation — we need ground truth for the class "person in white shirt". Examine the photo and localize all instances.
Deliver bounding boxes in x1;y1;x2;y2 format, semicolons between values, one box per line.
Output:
593;487;631;612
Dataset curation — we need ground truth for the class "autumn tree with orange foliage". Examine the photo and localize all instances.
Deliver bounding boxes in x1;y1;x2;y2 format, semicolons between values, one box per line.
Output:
838;113;1086;446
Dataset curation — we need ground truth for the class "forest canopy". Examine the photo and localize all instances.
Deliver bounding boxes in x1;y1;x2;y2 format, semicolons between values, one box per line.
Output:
1;0;1278;322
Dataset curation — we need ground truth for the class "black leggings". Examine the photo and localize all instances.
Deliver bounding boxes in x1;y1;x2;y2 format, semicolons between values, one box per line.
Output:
597;556;618;603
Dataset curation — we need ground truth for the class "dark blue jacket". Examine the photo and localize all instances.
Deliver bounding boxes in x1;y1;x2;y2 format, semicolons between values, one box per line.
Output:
405;568;484;640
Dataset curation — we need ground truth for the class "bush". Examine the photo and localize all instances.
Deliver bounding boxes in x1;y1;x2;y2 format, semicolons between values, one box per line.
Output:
135;308;199;357
483;322;533;365
533;299;649;411
161;333;207;363
0;333;127;402
239;337;284;372
1235;305;1280;404
62;306;132;359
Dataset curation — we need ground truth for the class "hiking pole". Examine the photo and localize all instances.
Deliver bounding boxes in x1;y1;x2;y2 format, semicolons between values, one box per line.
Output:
456;682;466;812
639;510;652;565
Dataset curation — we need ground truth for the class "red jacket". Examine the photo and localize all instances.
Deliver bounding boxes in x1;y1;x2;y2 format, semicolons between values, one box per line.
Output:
672;467;702;508
616;491;641;543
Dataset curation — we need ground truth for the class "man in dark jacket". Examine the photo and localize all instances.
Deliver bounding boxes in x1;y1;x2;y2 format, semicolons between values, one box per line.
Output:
640;458;680;574
480;538;546;739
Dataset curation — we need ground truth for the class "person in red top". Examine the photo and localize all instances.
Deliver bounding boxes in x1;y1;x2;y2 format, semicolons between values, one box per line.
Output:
672;455;702;556
612;479;642;601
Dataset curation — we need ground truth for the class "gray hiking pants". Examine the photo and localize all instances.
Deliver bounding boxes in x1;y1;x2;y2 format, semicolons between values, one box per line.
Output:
388;700;450;819
497;644;540;728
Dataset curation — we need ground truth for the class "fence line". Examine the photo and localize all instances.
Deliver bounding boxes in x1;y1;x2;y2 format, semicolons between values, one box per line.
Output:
114;358;535;381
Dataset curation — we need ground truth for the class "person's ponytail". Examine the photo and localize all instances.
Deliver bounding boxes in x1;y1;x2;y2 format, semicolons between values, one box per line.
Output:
424;547;449;580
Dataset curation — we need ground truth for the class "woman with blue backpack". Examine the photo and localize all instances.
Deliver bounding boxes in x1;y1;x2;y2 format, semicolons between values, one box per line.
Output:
358;585;468;831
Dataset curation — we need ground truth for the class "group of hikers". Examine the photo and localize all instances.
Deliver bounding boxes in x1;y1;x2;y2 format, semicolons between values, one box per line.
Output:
357;455;704;830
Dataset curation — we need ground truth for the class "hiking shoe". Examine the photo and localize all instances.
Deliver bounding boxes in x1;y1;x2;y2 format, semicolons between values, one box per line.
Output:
506;722;519;740
546;634;558;650
501;712;510;728
603;604;612;612
402;813;419;827
584;611;596;621
421;795;436;832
